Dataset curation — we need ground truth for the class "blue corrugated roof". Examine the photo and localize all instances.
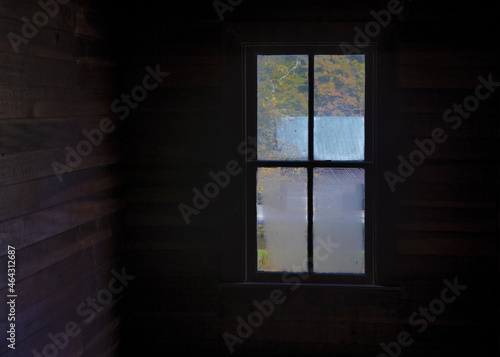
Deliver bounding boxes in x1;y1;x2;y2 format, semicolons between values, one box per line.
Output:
276;116;364;160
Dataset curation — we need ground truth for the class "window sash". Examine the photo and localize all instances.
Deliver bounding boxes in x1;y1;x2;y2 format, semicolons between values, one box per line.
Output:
245;44;375;284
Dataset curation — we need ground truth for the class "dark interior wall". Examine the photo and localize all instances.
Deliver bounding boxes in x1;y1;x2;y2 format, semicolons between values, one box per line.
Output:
120;1;499;356
0;1;124;356
0;0;498;357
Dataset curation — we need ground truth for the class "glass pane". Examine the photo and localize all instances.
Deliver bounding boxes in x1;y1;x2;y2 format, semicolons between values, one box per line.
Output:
257;167;307;272
314;55;365;160
257;55;308;160
313;168;365;274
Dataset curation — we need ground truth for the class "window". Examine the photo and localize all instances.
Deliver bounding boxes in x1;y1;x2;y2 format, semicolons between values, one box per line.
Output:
244;44;374;284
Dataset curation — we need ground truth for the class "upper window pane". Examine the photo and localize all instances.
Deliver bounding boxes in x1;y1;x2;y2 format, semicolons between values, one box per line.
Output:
257;55;308;160
314;55;365;160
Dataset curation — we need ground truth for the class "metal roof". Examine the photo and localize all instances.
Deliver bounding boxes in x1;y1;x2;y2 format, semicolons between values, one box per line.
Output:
276;116;364;161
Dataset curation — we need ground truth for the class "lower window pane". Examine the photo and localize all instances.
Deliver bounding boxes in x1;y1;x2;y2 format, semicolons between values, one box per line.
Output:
313;168;365;274
257;167;307;272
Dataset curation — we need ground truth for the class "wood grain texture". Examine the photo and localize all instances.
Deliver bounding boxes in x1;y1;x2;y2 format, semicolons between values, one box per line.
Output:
0;1;123;356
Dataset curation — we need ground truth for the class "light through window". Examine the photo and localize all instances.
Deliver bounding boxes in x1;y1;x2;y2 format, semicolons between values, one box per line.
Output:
246;45;373;283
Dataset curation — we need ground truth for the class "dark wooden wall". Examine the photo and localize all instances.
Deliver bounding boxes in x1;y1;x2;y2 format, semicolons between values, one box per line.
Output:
0;1;124;356
120;1;499;356
0;0;498;356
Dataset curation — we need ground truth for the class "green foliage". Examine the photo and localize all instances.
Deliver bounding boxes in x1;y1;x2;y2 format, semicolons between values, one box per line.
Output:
257;249;270;270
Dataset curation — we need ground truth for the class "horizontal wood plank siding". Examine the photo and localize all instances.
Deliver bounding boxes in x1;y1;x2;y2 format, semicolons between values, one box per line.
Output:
0;1;124;356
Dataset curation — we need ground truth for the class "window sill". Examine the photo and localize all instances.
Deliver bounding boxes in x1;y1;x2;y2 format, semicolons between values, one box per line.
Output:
219;281;401;292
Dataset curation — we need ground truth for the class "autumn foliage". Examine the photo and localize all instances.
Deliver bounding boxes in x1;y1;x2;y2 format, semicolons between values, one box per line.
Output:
257;54;365;160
